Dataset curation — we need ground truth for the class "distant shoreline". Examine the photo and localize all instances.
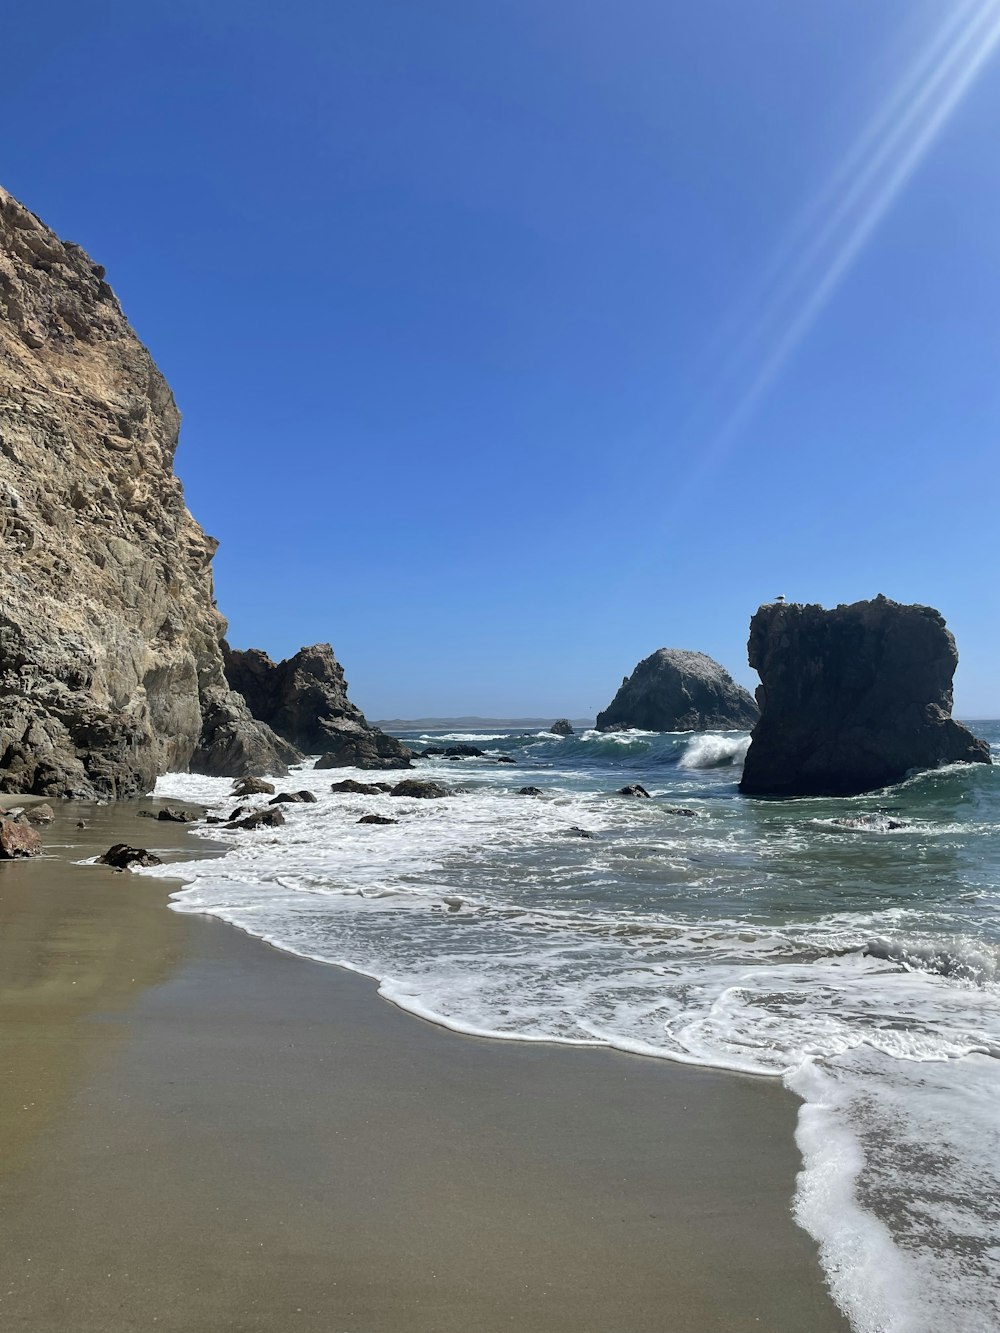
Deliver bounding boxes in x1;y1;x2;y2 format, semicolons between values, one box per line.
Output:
374;717;595;730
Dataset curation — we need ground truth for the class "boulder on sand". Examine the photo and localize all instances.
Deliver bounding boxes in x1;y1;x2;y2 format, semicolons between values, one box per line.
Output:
739;596;992;798
99;843;162;869
596;650;758;732
0;817;42;858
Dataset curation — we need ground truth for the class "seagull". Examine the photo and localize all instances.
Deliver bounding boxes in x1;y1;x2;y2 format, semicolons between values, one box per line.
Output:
774;594;786;603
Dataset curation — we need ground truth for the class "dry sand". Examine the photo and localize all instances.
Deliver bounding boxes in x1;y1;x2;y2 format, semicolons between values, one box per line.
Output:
0;800;848;1332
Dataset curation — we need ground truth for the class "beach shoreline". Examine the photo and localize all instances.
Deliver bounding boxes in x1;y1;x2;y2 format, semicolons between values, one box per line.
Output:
0;800;848;1332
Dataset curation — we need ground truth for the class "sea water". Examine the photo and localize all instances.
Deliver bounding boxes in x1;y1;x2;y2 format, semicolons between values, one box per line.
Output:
145;722;1000;1332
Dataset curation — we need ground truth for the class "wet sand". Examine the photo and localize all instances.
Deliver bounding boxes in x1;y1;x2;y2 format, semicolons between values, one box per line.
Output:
0;801;848;1332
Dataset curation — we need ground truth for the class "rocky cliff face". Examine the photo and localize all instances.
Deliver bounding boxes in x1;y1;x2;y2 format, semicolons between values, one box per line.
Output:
596;649;759;732
0;186;297;796
223;643;413;769
740;596;991;797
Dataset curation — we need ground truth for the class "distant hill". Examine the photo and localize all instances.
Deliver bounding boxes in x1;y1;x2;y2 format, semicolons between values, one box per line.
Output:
374;716;595;731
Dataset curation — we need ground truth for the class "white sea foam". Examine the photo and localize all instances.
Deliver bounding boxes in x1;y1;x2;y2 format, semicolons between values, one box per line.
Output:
144;750;1000;1332
678;733;750;768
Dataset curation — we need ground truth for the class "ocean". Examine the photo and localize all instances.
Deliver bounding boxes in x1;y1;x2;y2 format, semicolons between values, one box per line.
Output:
147;722;1000;1333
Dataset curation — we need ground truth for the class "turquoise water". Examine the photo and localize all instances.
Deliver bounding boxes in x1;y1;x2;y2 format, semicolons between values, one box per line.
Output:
150;721;1000;1332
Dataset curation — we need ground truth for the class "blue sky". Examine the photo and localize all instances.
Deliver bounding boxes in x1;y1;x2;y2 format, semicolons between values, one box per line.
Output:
6;0;1000;717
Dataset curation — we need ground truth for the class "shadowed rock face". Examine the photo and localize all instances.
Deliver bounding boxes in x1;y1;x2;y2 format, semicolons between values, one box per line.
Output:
224;643;413;769
739;596;991;798
596;649;758;732
0;186;296;795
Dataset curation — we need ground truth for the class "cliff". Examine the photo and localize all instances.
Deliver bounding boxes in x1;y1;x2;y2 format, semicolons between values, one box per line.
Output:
596;649;759;732
739;596;991;797
0;186;297;796
224;643;413;768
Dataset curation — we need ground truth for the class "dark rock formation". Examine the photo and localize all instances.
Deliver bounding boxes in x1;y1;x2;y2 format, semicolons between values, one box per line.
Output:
224;643;412;769
157;807;196;823
550;719;574;736
228;807;286;831
739;597;991;798
390;779;449;799
517;786;543;796
619;784;651;798
596;650;758;732
191;693;300;779
99;843;162;869
330;778;392;794
232;777;275;798
268;790;317;804
495;755;515;764
567;826;593;839
0;186;295;796
663;806;698;818
358;814;397;825
0;816;42;857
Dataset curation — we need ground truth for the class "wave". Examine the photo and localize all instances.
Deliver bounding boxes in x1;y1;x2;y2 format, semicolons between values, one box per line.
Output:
142;728;1000;1331
678;734;750;768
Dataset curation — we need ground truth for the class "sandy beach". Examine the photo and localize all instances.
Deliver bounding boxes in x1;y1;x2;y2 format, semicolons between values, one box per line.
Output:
0;801;847;1333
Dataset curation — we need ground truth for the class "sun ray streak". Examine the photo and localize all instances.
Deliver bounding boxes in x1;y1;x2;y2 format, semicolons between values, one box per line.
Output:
671;0;1000;506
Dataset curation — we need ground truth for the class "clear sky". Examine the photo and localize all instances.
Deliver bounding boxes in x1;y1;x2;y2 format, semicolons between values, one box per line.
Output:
6;0;1000;717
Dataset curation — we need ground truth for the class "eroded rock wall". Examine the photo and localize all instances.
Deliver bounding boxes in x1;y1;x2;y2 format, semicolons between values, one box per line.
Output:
0;186;296;795
739;595;991;797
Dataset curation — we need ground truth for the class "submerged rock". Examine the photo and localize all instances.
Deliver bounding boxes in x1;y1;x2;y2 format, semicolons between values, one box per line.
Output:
0;817;42;857
517;786;543;796
566;826;594;839
389;780;449;799
597;650;758;732
619;784;651;798
740;596;992;798
495;755;515;764
358;813;397;825
157;807;196;823
549;719;574;736
0;186;296;796
99;843;162;869
663;805;698;818
224;643;412;769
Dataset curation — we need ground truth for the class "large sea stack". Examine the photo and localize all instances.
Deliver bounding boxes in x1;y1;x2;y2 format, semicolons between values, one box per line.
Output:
596;649;758;732
740;596;991;798
0;186;298;796
224;643;413;769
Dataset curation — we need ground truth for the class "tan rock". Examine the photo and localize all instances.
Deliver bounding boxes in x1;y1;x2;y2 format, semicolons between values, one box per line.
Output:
0;186;299;796
0;817;42;857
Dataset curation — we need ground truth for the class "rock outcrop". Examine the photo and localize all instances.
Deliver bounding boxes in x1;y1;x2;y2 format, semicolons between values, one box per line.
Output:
596;650;758;732
549;719;574;736
224;642;412;769
739;596;991;797
0;186;296;796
